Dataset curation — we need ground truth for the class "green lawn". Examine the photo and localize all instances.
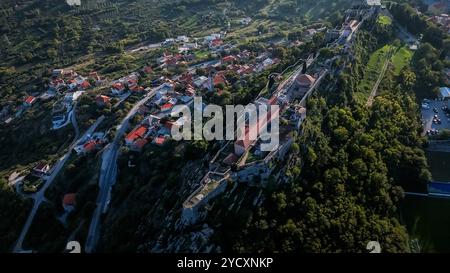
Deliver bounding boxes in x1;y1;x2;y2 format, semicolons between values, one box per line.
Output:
355;44;413;104
401;196;450;252
194;50;210;59
391;46;413;75
355;44;394;104
377;15;392;26
426;151;450;181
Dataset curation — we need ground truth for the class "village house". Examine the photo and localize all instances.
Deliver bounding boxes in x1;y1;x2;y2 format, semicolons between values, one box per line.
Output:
32;162;51;177
292;73;316;99
74;133;106;155
81;140;98;155
341;20;359;38
213;72;228;88
193;76;209;88
52;69;64;76
185;85;196;96
179;42;198;53
233;97;280;156
159;100;177;113
222;55;237;64
64;91;83;104
237;50;251;60
80;80;91;90
62;193;76;212
89;71;101;82
430;13;450;33
48;77;66;91
111;82;126;96
153;135;169;146
256;52;270;62
179;72;194;85
142;66;153;75
176;35;190;43
237;65;254;75
204;33;222;42
240;17;252;25
40;91;56;101
163;38;176;46
67;79;78;90
125;125;150;151
209;38;224;49
62;69;77;79
439;87;450;100
23;95;37;107
95;95;111;107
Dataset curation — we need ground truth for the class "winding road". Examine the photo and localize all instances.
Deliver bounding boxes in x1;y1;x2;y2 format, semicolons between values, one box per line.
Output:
12;114;104;253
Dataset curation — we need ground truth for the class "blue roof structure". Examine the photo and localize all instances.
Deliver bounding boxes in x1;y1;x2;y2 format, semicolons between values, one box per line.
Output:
439;87;450;99
428;182;450;197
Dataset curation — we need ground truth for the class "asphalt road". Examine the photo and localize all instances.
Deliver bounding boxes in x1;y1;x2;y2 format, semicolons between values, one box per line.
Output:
85;89;157;253
12;115;104;253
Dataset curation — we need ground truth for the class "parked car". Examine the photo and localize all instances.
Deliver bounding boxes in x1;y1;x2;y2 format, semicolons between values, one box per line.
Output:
422;103;430;110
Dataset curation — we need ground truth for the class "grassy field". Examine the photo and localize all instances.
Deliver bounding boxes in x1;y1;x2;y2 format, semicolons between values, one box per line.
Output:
195;50;210;59
400;195;450;252
377;15;392;26
426;151;450;181
355;44;394;104
391;46;413;75
355;43;412;104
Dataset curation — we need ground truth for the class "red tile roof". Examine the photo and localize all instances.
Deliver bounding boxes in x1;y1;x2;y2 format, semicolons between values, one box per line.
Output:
235;106;280;151
179;73;193;83
210;38;223;47
213;73;227;86
83;140;97;152
25;96;37;104
222;55;236;63
296;74;316;87
130;85;143;92
112;82;125;90
63;193;76;206
81;81;91;89
154;136;167;146
185;88;195;96
96;95;111;104
160;103;174;112
126;126;147;142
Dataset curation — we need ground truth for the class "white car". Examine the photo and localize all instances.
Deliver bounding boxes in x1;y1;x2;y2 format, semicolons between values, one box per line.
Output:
421;103;430;110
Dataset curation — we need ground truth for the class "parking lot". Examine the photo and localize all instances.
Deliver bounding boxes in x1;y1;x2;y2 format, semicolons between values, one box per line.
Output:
421;100;450;135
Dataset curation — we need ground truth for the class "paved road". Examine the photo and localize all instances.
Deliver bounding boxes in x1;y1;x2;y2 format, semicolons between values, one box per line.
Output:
12;116;104;253
85;89;157;253
71;102;80;138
